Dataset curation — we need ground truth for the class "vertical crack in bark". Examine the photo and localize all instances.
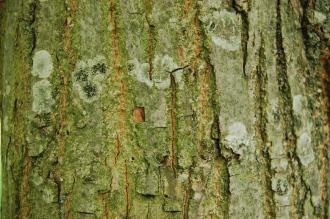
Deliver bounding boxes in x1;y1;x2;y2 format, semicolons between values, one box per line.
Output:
275;0;308;217
109;1;130;217
62;176;75;219
320;48;330;218
56;71;68;219
124;159;130;218
55;1;77;218
193;3;231;217
169;72;178;177
144;0;156;80
17;1;37;218
114;134;121;165
299;0;309;55
183;164;193;219
18;149;32;219
100;192;110;219
232;0;249;78
298;0;329;216
254;36;276;218
192;4;211;158
298;0;319;67
212;116;230;219
109;0;127;146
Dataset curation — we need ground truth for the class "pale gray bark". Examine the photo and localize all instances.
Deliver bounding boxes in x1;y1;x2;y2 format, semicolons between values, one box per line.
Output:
1;0;330;218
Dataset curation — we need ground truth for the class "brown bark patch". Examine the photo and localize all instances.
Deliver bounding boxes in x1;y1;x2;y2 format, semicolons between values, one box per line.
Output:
133;106;145;123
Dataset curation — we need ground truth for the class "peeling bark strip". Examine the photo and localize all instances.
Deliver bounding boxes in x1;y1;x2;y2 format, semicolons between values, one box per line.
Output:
320;48;330;218
253;37;276;218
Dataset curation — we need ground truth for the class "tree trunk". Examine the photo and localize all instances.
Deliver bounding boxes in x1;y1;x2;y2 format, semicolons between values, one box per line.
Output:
1;0;329;218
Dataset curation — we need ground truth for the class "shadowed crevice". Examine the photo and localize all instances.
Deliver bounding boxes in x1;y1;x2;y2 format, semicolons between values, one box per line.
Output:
275;0;309;217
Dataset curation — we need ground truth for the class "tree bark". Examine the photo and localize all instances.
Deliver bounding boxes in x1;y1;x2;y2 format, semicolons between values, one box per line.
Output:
1;0;329;218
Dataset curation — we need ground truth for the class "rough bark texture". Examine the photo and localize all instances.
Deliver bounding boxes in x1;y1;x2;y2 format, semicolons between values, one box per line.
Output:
1;0;330;218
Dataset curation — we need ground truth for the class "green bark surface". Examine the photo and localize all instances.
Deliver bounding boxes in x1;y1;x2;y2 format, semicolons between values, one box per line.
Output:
1;0;330;218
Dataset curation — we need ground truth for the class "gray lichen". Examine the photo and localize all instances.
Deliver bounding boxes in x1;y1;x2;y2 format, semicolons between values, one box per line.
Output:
296;132;314;166
224;121;249;156
72;55;107;103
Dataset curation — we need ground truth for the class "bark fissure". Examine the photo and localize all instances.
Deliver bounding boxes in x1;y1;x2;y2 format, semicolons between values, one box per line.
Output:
319;48;330;218
108;1;132;217
183;164;193;219
232;0;249;78
195;3;231;217
276;0;308;217
109;0;127;148
17;1;37;218
254;36;276;218
124;159;130;218
145;0;156;80
212;116;231;219
55;1;77;218
169;71;178;177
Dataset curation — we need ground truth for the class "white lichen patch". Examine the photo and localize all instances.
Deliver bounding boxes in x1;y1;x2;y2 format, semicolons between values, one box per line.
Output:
153;54;178;89
111;169;119;191
28;142;47;157
32;79;55;114
293;95;305;114
192;179;204;201
271;157;288;172
127;58;152;87
203;10;241;51
30;171;44;186
150;95;167;127
314;10;327;24
42;187;55;204
128;54;184;89
5;84;10;95
211;35;240;51
297;132;314;166
3;116;9;131
224;122;249;155
32;50;53;78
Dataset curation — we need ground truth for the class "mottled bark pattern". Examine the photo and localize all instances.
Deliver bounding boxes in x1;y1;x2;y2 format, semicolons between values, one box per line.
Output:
1;0;329;218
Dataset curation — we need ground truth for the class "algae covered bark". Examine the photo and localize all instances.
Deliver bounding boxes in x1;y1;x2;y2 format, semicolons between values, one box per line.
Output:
0;0;329;218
